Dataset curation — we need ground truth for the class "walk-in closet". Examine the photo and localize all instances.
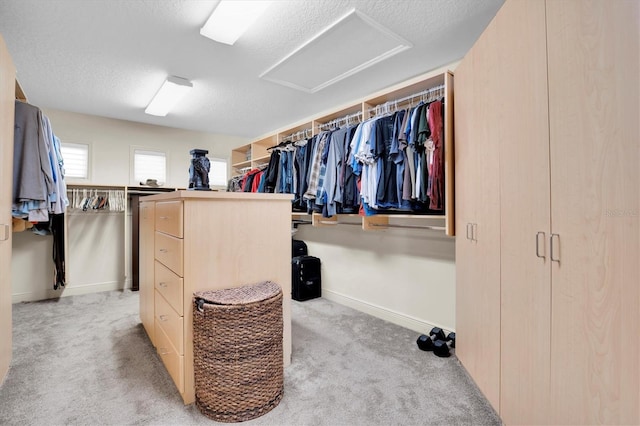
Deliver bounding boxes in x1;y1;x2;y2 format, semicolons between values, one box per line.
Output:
0;0;638;424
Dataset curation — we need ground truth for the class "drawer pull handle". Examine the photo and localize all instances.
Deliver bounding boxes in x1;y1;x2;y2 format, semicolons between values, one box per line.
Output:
0;224;9;241
159;248;168;253
159;348;170;355
159;216;169;220
159;315;168;321
159;282;167;288
536;231;546;259
550;233;560;263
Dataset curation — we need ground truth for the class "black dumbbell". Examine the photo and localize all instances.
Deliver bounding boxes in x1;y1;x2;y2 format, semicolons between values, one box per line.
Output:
447;332;456;348
418;328;455;355
418;327;447;351
416;334;434;351
430;327;454;357
429;327;447;341
433;339;451;357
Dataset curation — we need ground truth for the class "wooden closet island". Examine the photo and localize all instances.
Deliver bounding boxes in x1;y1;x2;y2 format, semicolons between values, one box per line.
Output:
138;190;293;405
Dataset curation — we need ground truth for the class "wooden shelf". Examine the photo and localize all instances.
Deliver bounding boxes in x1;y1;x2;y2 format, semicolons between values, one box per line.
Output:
252;154;271;165
15;79;27;102
291;212;310;218
230;135;277;176
231;159;251;168
291;212;446;232
233;64;456;236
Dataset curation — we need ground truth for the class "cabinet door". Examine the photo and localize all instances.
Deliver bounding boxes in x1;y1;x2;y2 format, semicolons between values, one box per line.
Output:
547;0;640;423
0;34;16;382
139;201;155;345
495;1;552;424
454;20;501;411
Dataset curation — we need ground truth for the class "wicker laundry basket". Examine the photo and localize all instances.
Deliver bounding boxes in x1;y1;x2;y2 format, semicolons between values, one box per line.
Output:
193;281;284;422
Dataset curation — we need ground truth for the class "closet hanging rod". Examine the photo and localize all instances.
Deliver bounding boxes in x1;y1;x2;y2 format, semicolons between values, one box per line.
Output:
368;223;446;231
367;84;445;115
317;110;363;131
315;220;445;231
282;128;312;143
268;128;312;151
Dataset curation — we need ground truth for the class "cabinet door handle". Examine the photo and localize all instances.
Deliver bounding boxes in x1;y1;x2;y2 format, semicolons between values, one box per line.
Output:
536;231;546;259
159;248;168;253
0;224;9;242
159;282;167;288
466;223;472;240
550;234;560;263
159;216;169;220
472;223;478;242
158;348;170;355
159;315;168;321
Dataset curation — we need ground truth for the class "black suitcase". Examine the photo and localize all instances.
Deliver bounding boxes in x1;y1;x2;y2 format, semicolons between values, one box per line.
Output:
292;239;308;257
291;255;321;301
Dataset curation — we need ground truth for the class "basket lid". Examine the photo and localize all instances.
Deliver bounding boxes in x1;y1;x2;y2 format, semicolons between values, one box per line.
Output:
194;281;281;306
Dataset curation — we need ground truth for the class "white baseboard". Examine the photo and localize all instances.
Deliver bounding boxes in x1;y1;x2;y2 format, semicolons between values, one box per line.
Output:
322;289;455;334
12;279;132;304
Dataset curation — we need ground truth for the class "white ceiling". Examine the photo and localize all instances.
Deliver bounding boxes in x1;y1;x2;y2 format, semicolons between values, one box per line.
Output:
0;0;504;140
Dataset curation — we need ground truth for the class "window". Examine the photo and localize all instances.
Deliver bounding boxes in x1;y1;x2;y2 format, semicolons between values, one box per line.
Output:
133;149;166;185
60;142;89;179
208;158;228;187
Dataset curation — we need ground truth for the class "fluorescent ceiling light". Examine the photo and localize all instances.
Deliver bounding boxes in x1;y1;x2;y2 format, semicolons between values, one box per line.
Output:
200;0;271;45
145;76;193;117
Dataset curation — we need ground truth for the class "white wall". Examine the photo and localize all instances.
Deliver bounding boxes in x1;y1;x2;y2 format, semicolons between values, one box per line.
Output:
42;109;246;188
11;109;248;302
294;217;457;333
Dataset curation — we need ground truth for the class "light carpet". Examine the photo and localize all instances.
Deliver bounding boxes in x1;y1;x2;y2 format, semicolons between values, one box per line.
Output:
0;290;500;425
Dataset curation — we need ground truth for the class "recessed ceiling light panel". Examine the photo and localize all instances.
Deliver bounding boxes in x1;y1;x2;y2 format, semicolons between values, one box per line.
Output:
260;9;413;93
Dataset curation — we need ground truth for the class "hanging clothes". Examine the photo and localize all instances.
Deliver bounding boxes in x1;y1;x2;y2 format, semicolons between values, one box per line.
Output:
241;168;264;192
41;115;68;215
340;126;360;214
323;126;352;217
427;99;444;210
304;131;330;202
277;148;294;194
13;100;55;221
51;213;65;289
226;89;445;217
344;95;445;215
227;175;243;192
292;138;311;212
263;150;280;193
374;113;398;209
13;100;69;290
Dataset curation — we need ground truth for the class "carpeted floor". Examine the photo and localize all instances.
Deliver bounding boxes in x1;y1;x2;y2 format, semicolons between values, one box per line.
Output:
0;290;500;425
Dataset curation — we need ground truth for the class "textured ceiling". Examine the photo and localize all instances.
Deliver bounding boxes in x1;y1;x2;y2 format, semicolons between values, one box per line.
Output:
0;0;504;139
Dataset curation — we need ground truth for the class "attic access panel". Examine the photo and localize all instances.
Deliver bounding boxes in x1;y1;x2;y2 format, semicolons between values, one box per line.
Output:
260;9;412;93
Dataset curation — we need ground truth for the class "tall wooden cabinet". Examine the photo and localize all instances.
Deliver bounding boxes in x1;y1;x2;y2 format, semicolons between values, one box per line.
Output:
453;19;501;410
545;1;639;423
0;34;16;384
494;1;552;422
139;191;293;405
455;0;639;424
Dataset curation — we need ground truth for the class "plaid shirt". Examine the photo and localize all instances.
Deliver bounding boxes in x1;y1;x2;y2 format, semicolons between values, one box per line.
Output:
303;131;329;200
